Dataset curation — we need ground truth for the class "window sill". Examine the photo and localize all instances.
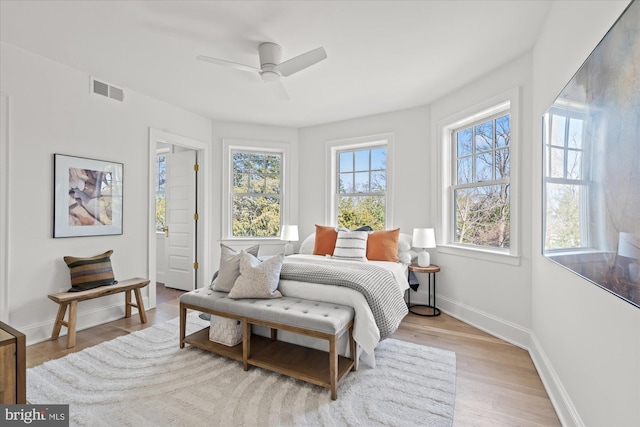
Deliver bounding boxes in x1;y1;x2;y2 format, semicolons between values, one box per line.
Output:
544;248;611;257
437;244;520;266
221;238;284;245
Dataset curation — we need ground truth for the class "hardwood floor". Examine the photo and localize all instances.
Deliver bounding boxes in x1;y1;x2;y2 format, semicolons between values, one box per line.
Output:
27;284;560;426
394;314;561;426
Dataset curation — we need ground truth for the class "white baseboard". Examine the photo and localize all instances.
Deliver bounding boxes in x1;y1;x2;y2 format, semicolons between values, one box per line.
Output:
529;333;584;427
427;295;582;427
429;295;531;349
22;297;149;346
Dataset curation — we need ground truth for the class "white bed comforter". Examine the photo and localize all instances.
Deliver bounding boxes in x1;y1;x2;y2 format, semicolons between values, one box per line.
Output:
277;254;408;359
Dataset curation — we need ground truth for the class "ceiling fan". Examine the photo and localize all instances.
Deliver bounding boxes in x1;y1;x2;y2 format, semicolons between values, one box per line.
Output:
197;42;327;100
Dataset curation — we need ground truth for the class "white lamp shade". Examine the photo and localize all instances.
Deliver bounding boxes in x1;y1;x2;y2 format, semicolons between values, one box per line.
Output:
618;232;640;259
412;228;436;249
280;225;299;242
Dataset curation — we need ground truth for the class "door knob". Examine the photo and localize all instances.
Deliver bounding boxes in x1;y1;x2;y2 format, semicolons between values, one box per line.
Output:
162;226;169;237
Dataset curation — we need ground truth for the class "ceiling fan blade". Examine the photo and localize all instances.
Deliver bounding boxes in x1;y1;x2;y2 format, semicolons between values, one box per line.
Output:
275;47;327;77
196;55;260;74
268;80;290;101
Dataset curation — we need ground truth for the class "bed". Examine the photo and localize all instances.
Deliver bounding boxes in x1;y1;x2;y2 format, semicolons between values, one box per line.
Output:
245;228;414;367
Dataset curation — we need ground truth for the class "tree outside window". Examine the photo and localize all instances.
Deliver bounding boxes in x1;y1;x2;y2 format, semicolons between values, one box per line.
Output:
232;150;282;237
155;154;166;231
544;108;588;250
336;146;386;230
453;113;510;248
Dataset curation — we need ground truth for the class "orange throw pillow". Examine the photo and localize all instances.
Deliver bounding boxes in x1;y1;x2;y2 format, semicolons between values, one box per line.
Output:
366;228;400;262
313;225;338;256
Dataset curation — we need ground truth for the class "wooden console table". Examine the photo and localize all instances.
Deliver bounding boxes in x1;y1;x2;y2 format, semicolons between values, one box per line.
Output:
48;277;150;348
0;322;26;404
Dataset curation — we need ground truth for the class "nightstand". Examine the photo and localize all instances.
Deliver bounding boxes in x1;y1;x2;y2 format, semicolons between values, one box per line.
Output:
407;264;441;317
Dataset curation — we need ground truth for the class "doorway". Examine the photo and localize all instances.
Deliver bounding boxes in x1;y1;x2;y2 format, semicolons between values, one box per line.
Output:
147;129;210;309
155;145;197;292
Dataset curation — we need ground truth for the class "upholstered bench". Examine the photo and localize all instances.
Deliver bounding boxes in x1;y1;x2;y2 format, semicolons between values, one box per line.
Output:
180;288;356;400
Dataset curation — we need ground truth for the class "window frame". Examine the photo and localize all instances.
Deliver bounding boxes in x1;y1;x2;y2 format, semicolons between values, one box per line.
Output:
222;139;290;241
543;105;590;252
437;88;520;264
451;111;511;248
326;134;394;229
154;152;168;232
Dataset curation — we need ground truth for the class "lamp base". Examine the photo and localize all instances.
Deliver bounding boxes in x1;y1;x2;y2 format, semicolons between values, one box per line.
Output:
417;250;430;267
284;243;294;256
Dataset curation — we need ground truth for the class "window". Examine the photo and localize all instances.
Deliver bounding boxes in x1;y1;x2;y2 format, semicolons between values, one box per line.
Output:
544;107;588;250
336;146;387;230
231;150;282;238
155;154;166;231
451;112;511;249
327;135;393;230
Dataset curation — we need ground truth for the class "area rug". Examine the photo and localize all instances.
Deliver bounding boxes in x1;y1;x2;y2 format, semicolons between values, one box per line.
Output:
27;313;456;426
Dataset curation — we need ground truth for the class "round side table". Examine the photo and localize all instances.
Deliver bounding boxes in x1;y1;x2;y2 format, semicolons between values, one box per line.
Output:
407;264;441;317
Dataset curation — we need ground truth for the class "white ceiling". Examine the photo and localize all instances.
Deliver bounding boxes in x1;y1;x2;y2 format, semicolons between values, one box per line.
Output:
0;1;552;128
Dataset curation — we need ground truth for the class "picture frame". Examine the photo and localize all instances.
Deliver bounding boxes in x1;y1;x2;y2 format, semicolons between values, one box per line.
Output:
53;154;123;238
542;0;639;308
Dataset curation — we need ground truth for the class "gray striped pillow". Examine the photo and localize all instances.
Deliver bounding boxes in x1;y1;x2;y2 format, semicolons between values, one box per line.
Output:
64;250;116;292
332;230;368;261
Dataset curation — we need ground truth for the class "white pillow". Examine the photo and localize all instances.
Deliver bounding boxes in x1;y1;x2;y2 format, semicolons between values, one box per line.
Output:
398;250;417;264
299;233;316;254
398;233;412;252
211;244;260;292
332;230;368;261
228;252;284;299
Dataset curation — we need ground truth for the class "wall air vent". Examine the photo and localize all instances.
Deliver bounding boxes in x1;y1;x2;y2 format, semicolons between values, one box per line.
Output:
91;77;124;102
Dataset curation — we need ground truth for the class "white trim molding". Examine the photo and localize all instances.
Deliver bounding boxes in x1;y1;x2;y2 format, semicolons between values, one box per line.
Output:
221;138;292;242
431;290;584;427
436;87;521;263
148;129;211;307
17;297;149;346
435;295;531;349
529;333;585;427
0;93;10;323
325;133;395;228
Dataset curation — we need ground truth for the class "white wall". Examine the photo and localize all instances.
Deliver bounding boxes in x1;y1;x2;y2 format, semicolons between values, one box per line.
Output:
428;54;534;346
531;2;640;426
298;105;431;240
0;42;212;343
297;58;534;347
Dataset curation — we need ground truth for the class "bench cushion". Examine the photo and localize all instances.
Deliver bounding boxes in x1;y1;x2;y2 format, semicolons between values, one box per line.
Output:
181;289;354;335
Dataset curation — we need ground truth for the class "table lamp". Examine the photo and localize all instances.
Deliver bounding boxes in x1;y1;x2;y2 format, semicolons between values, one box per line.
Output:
412;228;436;267
281;225;299;256
618;232;640;282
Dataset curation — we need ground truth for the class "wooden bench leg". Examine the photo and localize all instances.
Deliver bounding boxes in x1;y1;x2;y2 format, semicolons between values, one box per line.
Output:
330;336;337;400
133;287;147;323
180;304;187;349
66;301;78;349
51;303;68;341
125;289;132;318
349;326;357;371
51;301;78;349
242;319;250;371
125;288;147;323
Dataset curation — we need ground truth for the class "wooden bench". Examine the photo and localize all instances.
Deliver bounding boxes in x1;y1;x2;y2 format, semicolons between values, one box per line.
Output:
180;289;356;400
48;277;150;349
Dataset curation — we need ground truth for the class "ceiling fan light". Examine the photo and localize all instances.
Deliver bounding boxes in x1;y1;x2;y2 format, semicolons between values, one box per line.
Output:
260;70;280;82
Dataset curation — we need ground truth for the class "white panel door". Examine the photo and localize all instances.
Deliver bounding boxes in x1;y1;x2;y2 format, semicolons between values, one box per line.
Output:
165;150;197;291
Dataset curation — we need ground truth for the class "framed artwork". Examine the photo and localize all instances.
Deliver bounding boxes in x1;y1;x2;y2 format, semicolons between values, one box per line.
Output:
53;154;123;238
542;0;639;308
